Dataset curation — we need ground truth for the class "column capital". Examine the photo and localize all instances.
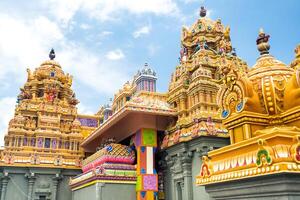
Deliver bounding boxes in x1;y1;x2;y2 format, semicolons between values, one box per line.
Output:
96;182;105;188
196;145;214;157
52;173;63;182
181;151;193;164
1;173;10;182
165;155;175;168
25;172;36;180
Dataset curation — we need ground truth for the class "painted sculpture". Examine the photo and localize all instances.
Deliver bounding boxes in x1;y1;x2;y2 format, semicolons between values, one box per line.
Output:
196;29;300;185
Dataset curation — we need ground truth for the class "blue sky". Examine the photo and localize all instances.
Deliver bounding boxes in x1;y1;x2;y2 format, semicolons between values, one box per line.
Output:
0;0;299;145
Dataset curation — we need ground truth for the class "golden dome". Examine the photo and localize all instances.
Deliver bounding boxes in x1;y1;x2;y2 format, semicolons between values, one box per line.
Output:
218;30;295;119
35;60;65;81
247;30;293;115
26;49;71;86
182;11;226;42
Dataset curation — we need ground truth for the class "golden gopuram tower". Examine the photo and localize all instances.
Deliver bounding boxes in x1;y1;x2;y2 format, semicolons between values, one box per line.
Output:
162;7;248;148
196;28;300;198
1;49;89;169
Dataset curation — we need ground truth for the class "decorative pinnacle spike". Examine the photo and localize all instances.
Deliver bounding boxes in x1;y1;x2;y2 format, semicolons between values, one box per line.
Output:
259;28;265;36
200;6;207;17
49;48;55;60
256;28;270;55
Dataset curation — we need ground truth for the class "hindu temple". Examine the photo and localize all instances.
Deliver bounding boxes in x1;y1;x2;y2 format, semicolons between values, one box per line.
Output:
0;5;299;200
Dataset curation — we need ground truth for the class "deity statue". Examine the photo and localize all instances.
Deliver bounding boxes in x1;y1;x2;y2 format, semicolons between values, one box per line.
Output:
224;26;231;40
26;68;34;81
173;128;181;144
67;73;73;86
191;119;200;138
46;87;57;102
206;117;216;135
17;88;32;103
162;134;169;148
69;93;79;106
180;46;188;62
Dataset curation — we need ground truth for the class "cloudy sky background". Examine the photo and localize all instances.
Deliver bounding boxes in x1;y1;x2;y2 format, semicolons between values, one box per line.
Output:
0;0;299;145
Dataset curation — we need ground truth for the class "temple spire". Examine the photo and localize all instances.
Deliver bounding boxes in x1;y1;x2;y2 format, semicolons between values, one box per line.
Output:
49;48;55;60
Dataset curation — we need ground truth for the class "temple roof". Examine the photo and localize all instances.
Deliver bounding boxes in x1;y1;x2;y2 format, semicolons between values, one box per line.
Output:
81;92;176;152
181;6;231;54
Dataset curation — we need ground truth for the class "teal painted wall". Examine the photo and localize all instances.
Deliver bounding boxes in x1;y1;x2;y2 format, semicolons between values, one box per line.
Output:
191;152;209;200
6;173;27;200
72;182;136;200
163;136;229;200
0;167;81;200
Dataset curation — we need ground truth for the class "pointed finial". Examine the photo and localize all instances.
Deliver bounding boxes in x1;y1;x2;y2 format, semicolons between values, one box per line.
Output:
259;28;264;35
200;6;207;17
295;44;300;58
291;44;300;69
256;28;270;55
232;48;237;56
49;48;55;60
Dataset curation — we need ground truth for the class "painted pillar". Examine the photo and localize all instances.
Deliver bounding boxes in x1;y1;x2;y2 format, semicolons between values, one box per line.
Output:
165;156;175;200
52;174;62;200
182;152;193;200
95;183;105;200
25;173;36;200
134;128;158;200
0;175;9;200
0;178;2;199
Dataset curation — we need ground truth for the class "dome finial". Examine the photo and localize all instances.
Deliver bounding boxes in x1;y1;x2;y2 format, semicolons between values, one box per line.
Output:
200;6;207;17
256;28;270;55
49;48;55;60
295;44;300;58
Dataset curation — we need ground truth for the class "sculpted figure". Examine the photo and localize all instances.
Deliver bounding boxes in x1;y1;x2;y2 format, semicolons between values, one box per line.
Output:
26;68;34;81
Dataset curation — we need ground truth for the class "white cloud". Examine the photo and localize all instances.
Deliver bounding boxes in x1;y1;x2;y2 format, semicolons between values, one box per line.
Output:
57;43;129;94
0;4;129;145
80;23;91;30
99;31;113;38
81;0;180;21
37;0;180;24
0;12;129;100
0;14;64;82
182;0;205;4
0;97;16;146
105;49;125;60
43;0;83;25
133;25;151;38
147;44;160;56
206;9;213;18
77;103;95;115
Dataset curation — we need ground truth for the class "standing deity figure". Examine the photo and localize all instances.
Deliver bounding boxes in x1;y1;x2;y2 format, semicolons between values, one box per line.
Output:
192;119;200;138
180;46;188;62
26;68;34;81
46;87;57;102
173;128;181;144
162;134;169;148
206;117;216;135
